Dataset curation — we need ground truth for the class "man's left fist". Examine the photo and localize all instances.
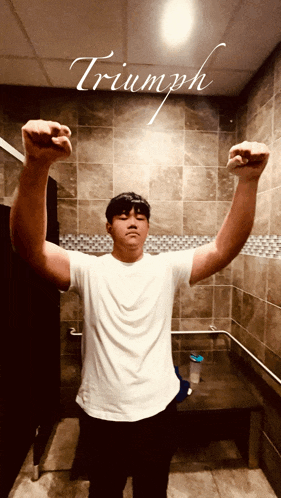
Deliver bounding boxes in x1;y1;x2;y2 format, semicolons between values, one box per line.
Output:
227;141;270;182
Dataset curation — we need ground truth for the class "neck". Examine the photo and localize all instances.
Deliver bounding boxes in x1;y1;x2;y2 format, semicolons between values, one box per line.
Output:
111;245;144;263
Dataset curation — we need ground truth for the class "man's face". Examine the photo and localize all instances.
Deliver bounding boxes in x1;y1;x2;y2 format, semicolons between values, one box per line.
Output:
106;208;149;249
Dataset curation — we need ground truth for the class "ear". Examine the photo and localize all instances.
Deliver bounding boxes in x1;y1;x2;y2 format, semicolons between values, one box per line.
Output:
106;222;112;234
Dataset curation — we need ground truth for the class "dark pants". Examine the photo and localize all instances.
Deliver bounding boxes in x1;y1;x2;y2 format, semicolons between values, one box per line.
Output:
79;398;178;498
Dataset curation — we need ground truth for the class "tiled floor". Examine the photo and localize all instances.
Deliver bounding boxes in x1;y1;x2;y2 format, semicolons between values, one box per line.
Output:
8;418;277;498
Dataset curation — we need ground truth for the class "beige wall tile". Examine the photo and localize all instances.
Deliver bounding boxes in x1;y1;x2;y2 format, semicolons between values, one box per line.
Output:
247;99;273;144
181;285;213;318
270;187;281;235
215;264;232;285
252;191;271;236
214;286;231;318
184;96;219;131
274;90;281;141
114;128;149;164
78;127;113;163
265;303;281;357
78;163;113;199
272;138;281;189
78;91;113;127
217;167;235;201
183;167;216;201
218;132;236;167
243;255;268;300
114;128;184;165
179;318;214;331
232;287;243;325
236;104;248;142
246;59;274;121
232;254;244;289
274;48;281;94
183;201;216;235
264;347;281;387
171;318;180;331
113;92;185;130
244;329;265;363
49;162;77;198
267;258;281;307
149;201;183;235
241;292;266;342
78;199;108;235
257;152;272;193
149;164;183;201
231;321;246;345
184;131;218;166
113;163;149;199
145;128;184;165
57;199;77;235
40;94;78;126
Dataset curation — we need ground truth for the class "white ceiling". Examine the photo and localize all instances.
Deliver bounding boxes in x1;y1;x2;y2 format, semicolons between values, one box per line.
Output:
1;0;281;96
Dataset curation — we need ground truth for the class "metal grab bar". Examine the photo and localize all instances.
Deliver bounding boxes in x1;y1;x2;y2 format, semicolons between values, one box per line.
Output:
68;326;281;386
68;327;81;336
0;137;24;162
176;328;281;387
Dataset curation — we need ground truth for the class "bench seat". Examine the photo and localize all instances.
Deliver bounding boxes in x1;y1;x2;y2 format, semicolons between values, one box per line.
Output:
175;351;263;468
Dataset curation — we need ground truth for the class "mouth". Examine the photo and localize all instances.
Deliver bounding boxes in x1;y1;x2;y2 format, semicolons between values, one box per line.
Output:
126;232;139;236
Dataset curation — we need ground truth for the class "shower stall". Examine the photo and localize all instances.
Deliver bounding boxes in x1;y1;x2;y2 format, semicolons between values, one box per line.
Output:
0;138;60;497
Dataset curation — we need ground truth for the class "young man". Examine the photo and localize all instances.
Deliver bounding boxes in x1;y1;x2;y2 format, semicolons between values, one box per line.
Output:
10;120;269;498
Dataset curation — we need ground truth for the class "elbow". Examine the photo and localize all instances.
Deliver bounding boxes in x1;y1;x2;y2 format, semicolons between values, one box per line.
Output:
215;241;246;269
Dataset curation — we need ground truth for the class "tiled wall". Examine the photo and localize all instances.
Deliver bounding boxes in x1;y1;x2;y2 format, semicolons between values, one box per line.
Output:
233;43;281;496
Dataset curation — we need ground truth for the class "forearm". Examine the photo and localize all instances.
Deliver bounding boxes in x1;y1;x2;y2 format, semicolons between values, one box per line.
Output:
10;160;50;262
215;177;258;264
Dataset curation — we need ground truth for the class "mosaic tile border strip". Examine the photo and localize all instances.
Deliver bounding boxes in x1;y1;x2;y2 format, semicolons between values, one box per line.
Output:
59;234;281;259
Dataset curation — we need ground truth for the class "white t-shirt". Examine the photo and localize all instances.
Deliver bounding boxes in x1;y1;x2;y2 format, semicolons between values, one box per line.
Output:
68;249;195;422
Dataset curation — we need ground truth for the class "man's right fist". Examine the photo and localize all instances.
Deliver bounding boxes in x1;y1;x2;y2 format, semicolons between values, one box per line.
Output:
22;119;72;166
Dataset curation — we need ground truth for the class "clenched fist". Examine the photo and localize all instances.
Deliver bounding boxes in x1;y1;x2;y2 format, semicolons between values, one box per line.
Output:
22;119;72;166
227;141;270;182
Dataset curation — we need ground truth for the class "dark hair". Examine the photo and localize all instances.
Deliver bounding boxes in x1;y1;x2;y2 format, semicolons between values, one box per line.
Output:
105;192;150;224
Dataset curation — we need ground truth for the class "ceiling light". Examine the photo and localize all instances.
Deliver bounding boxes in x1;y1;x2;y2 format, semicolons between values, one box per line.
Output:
162;0;194;47
161;0;194;47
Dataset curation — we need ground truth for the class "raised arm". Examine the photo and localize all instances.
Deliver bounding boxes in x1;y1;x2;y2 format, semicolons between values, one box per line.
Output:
190;141;270;286
10;120;72;291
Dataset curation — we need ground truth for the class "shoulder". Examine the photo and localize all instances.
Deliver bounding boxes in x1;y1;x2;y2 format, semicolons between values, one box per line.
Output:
160;248;196;265
67;250;99;269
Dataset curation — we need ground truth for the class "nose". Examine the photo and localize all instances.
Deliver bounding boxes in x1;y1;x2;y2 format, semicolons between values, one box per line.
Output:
127;215;138;228
128;221;137;229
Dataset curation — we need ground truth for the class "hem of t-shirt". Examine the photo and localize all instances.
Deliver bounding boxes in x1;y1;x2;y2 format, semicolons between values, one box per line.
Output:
75;390;178;422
